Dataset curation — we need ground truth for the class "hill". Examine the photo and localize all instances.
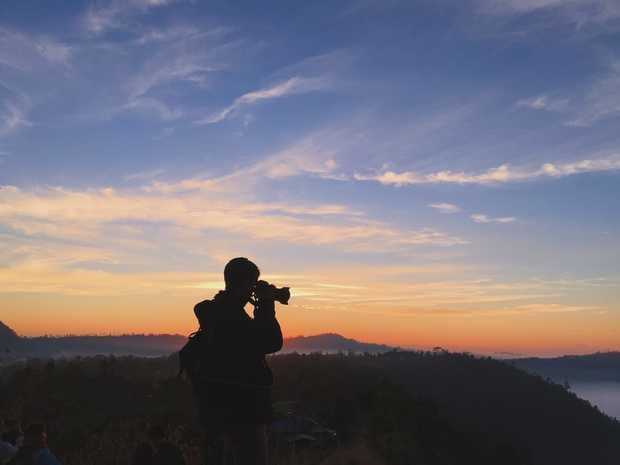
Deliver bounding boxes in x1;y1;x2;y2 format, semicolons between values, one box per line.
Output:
1;352;618;465
0;321;393;357
0;321;20;353
510;352;620;383
282;333;395;353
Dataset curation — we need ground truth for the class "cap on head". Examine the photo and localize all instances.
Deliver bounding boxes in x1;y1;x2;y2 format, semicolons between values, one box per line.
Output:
224;257;260;290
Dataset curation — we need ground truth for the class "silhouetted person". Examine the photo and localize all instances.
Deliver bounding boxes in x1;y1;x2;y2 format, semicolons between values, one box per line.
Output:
7;424;61;465
1;420;21;448
192;257;284;465
0;419;18;463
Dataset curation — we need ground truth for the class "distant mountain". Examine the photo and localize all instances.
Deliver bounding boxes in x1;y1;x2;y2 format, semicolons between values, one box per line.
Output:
0;321;20;350
0;323;393;358
510;352;620;383
282;333;395;353
21;334;187;358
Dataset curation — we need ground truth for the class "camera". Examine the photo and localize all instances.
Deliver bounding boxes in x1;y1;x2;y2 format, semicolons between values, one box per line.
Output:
252;280;290;305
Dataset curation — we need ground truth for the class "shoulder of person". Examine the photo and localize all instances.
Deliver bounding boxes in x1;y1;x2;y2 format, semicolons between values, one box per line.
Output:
194;291;227;314
33;448;62;465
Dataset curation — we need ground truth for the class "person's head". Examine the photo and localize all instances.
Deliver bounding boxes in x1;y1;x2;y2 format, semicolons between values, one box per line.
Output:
23;423;47;449
224;257;260;304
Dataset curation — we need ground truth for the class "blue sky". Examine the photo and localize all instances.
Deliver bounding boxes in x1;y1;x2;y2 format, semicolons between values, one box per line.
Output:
0;0;619;353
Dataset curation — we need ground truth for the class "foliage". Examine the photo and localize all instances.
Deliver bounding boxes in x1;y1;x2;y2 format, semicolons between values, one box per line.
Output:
1;352;619;465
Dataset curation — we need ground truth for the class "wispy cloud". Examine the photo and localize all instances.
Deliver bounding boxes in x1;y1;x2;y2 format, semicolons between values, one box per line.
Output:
429;204;515;224
354;156;620;186
509;303;600;314
516;94;569;112
429;203;461;214
134;25;230;45
125;48;217;101
82;0;182;35
35;38;72;66
146;129;345;193
0;101;32;137
567;61;620;126
194;76;331;125
0;183;466;256
476;0;620;25
0;28;72;71
470;214;516;224
124;168;165;181
135;25;199;44
123;97;184;120
89;26;238;122
0;233;589;321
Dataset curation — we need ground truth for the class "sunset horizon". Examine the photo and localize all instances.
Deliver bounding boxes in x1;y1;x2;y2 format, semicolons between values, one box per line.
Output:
1;1;619;358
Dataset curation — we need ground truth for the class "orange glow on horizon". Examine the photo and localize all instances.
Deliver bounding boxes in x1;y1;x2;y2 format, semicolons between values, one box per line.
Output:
4;293;618;357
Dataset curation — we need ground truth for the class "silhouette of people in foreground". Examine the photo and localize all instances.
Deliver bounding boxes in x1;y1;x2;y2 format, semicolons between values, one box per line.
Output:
131;424;185;465
1;419;22;449
192;257;284;465
0;419;18;463
6;424;61;465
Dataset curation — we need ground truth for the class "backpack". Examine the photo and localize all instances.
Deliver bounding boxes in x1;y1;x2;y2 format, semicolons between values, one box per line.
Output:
177;330;209;388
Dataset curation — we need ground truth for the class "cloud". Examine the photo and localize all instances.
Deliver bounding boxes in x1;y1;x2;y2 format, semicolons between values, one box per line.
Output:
0;261;464;299
194;76;331;125
429;203;461;214
510;303;600;314
125;48;217;101
145;129;346;194
82;0;182;35
0;28;72;71
35;38;72;66
476;0;620;25
134;25;231;47
428;204;515;225
0;233;590;322
470;214;516;224
292;276;588;311
124;168;165;182
118;30;242;118
0;29;71;138
0;219;608;326
123;97;184;120
354;164;524;186
135;25;202;44
567;61;620;126
0;261;220;297
81;26;237;122
516;95;569;111
354;156;620;186
0;101;32;137
0;183;466;257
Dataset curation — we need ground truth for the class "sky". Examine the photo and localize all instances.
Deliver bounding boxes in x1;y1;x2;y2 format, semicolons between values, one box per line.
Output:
0;0;619;356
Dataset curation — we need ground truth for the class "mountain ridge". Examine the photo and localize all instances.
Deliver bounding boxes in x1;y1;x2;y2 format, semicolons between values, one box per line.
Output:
510;352;620;383
0;321;395;357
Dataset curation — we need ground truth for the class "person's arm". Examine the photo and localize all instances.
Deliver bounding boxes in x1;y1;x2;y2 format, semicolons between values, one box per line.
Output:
252;298;283;354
